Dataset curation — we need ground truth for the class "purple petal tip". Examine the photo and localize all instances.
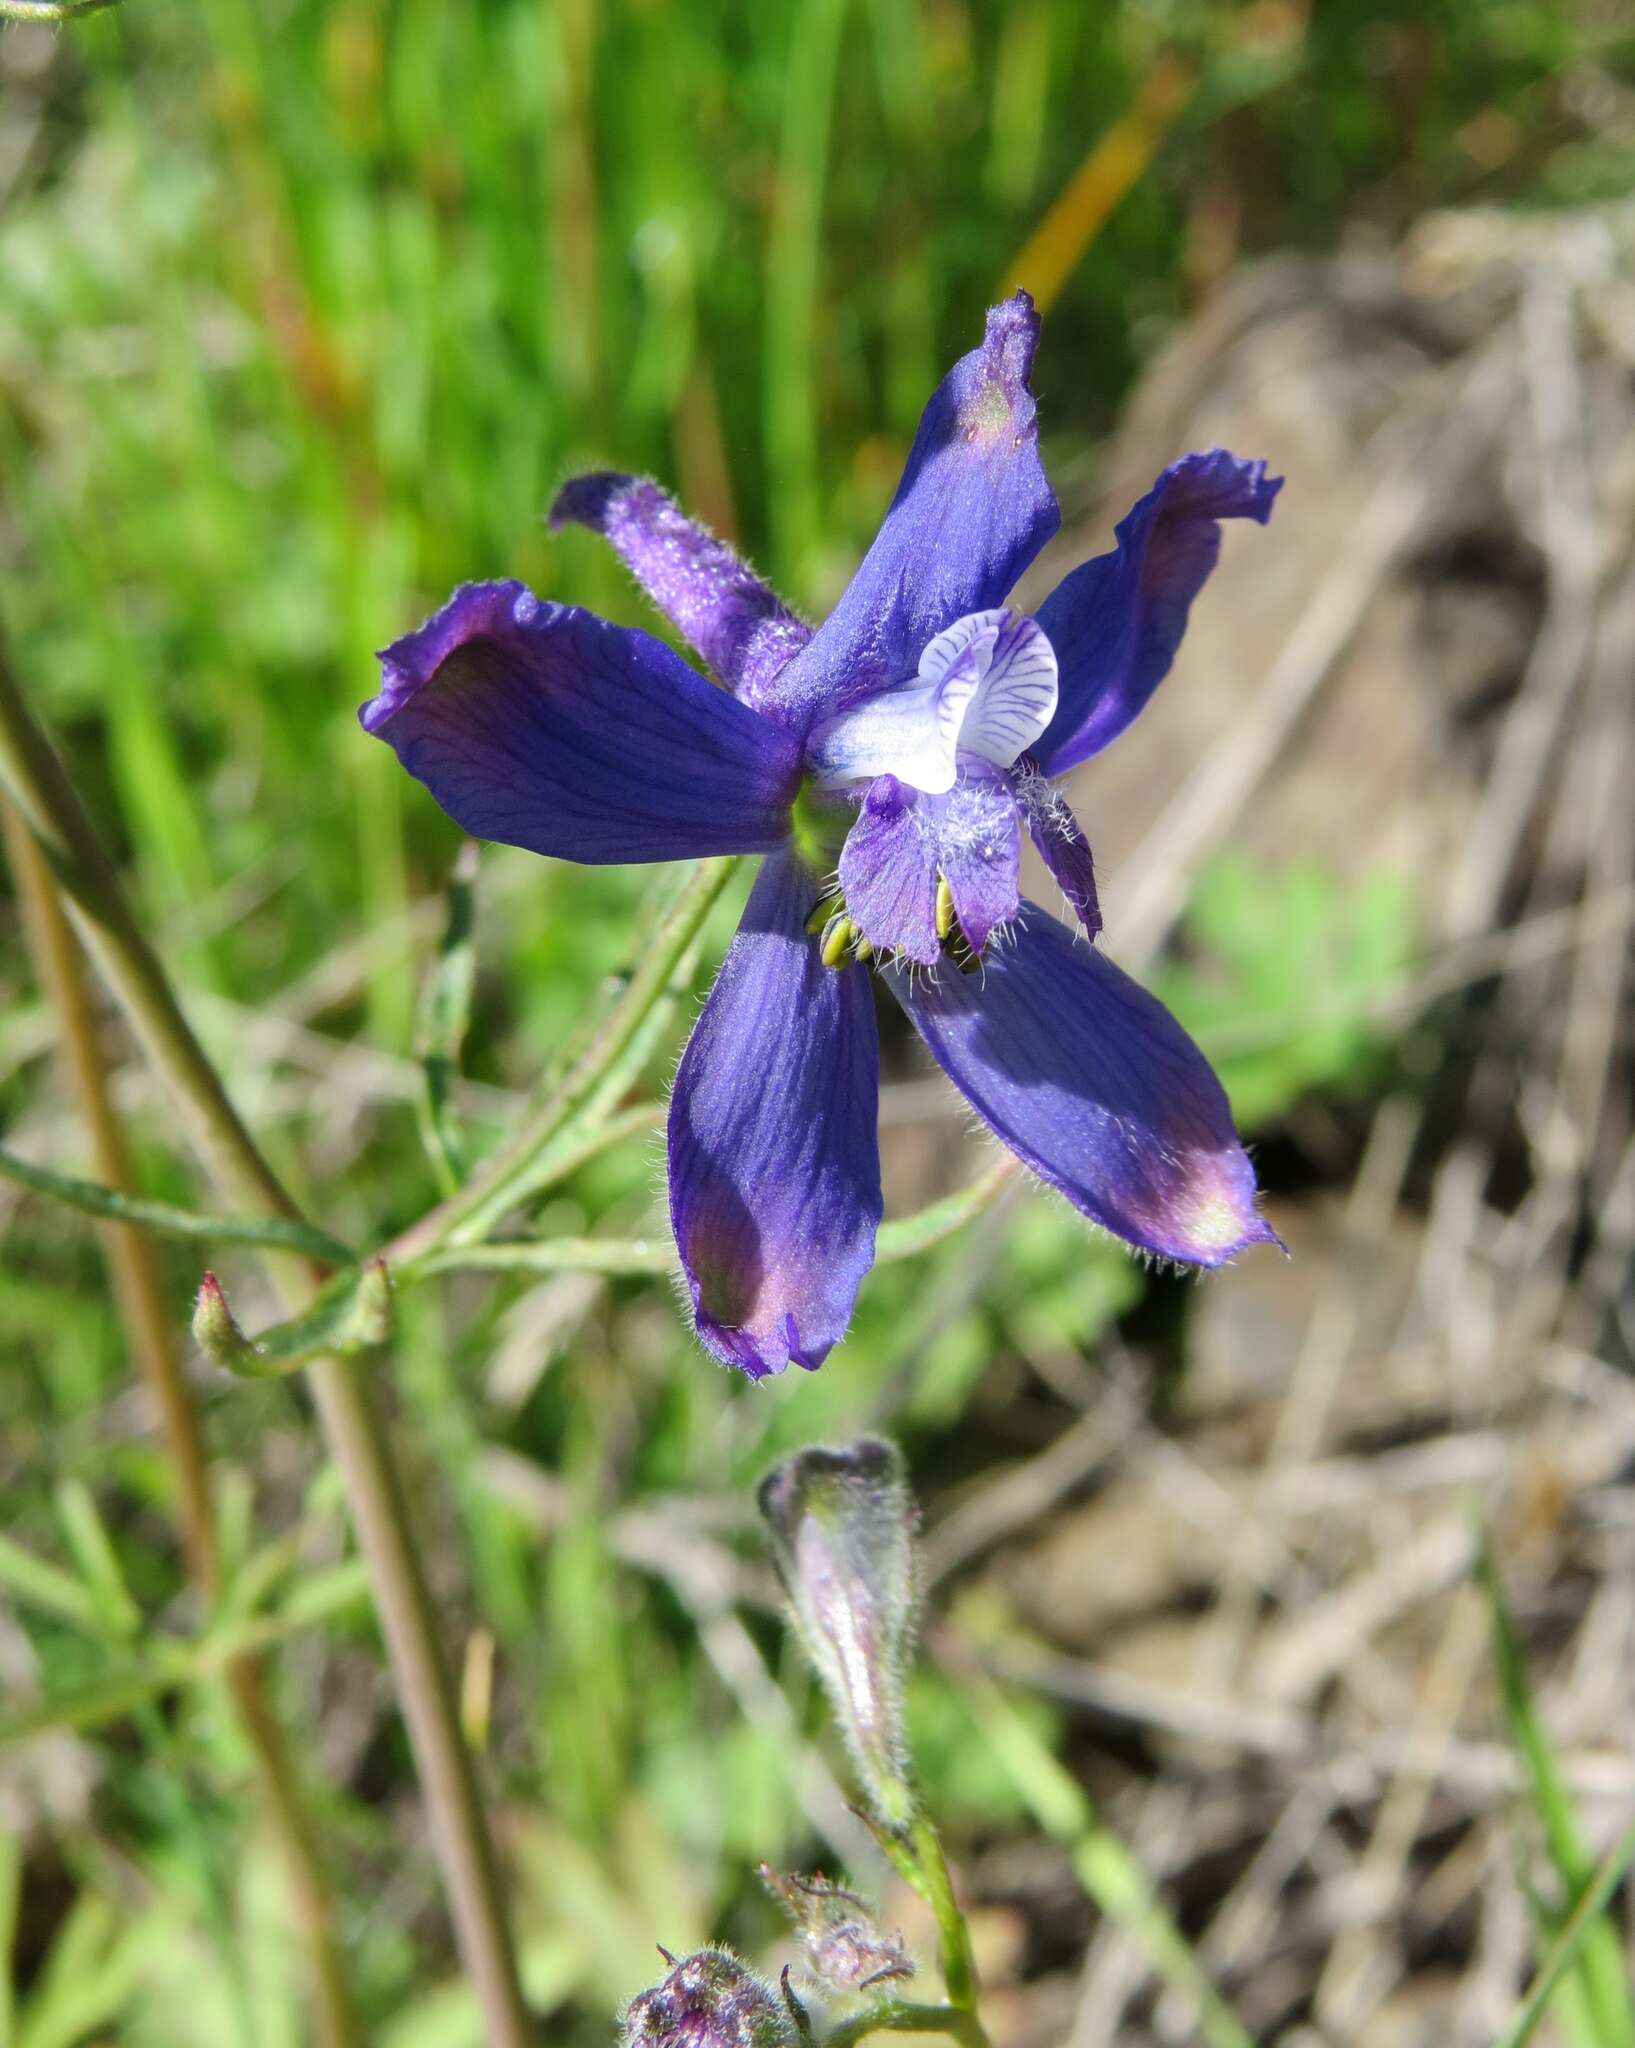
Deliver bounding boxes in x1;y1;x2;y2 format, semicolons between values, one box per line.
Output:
690;1299;836;1382
547;471;632;534
362;579;531;734
983;289;1041;384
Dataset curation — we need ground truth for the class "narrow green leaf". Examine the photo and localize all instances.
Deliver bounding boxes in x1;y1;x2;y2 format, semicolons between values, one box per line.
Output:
954;1658;1252;2048
53;1480;141;1642
0;1533;99;1632
0;1564;373;1749
0;1143;356;1264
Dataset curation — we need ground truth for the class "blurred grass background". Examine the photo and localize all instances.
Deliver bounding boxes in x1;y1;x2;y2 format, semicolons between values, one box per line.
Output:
1;0;1631;2042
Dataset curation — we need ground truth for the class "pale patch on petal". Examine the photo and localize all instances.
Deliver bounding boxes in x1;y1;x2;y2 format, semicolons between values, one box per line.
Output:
808;635;989;796
807;609;1057;797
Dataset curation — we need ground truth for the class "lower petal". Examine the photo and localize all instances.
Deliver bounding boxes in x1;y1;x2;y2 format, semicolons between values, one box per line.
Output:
838;776;941;967
669;852;882;1378
837;765;1022;964
888;903;1276;1267
935;759;1021;955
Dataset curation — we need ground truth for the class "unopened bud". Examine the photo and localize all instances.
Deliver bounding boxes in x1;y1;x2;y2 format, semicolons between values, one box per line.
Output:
192;1271;255;1371
620;1948;794;2048
756;1438;918;1825
761;1869;914;1996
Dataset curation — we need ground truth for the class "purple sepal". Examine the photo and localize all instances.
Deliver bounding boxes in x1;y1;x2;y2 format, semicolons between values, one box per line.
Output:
1033;451;1282;776
889;901;1278;1267
761;293;1060;734
669;851;882;1379
549;474;812;707
838;765;1021;964
361;581;801;864
1016;767;1101;936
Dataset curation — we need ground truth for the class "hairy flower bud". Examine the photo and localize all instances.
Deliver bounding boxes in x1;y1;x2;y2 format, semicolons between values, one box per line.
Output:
761;1869;914;1996
620;1948;794;2048
756;1438;919;1824
192;1271;254;1372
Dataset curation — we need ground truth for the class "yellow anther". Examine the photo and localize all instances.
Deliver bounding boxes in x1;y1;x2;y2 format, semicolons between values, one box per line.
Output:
935;873;956;942
852;933;875;964
805;893;843;937
820;914;856;969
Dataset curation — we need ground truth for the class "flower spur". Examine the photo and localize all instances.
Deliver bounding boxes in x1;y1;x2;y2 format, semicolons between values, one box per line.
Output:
361;292;1283;1380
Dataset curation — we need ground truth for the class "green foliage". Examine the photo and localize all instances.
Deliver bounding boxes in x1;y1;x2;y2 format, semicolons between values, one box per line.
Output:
1159;851;1417;1126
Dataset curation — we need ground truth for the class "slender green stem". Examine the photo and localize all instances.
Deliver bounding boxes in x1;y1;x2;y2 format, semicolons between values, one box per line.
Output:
876;1160;1016;1262
1;798;362;2048
823;2000;988;2046
0;632;535;2048
385;857;739;1261
907;1813;983;2023
399;1154;1019;1285
404;1235;673;1280
512;1096;664;1187
0;1144;356;1261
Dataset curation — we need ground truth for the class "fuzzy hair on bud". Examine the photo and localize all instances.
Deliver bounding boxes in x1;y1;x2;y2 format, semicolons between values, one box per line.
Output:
756;1437;920;1825
761;1868;915;1996
620;1947;795;2048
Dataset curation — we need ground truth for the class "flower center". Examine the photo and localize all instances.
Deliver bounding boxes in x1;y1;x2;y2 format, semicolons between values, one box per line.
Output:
805;609;1058;797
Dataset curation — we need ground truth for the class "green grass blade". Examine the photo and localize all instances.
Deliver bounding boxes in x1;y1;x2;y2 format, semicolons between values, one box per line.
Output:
953;1657;1252;2048
1476;1516;1635;2047
765;0;848;588
1496;1820;1635;2048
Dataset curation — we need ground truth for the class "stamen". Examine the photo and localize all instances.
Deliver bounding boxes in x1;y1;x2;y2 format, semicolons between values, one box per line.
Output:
934;873;955;942
805;892;844;936
820;913;857;969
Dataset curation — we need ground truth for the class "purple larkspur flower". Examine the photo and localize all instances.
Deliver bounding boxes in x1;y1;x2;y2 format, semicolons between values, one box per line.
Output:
361;294;1284;1380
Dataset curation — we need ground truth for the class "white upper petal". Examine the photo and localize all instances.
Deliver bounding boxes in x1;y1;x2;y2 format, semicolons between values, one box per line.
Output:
807;609;1056;795
958;612;1058;768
